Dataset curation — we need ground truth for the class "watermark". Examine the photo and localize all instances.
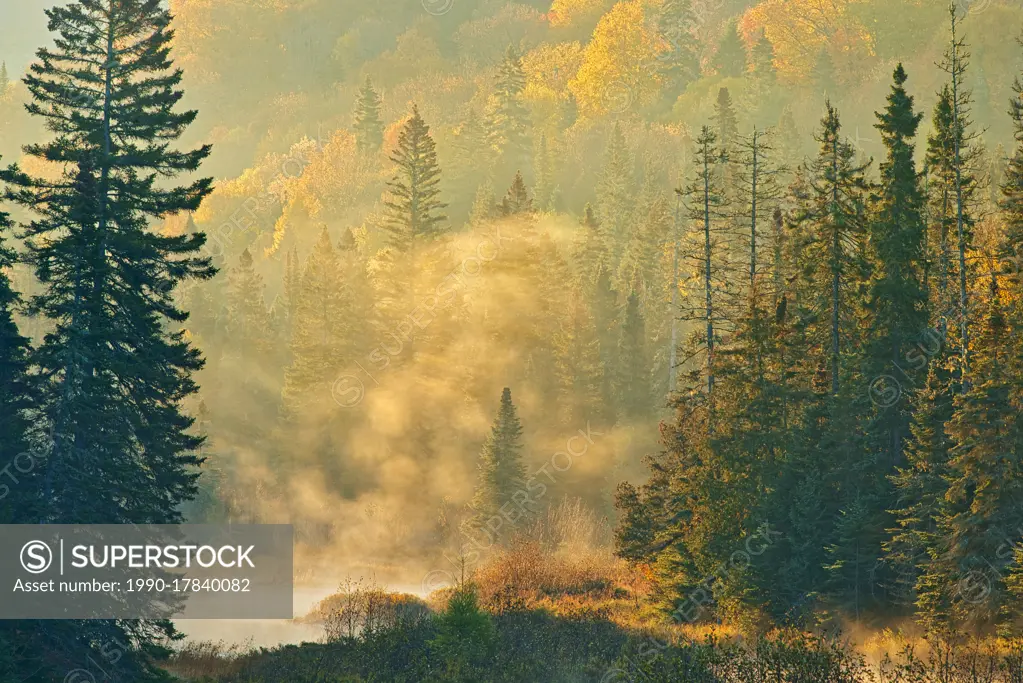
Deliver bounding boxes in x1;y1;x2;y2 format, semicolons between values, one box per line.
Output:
332;229;512;409
422;0;454;15
958;0;993;15
0;427;59;501
954;524;1023;606
63;638;127;683
0;525;293;619
421;423;603;594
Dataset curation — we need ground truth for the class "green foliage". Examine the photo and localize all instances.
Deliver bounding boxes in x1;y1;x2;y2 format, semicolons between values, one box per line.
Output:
428;584;496;681
384;105;448;251
353;77;384;154
470;388;528;527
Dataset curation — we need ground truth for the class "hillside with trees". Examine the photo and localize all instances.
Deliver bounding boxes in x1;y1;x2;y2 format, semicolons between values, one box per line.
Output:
7;0;1023;681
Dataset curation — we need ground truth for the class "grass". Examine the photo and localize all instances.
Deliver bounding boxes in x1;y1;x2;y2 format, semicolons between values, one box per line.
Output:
161;499;1023;682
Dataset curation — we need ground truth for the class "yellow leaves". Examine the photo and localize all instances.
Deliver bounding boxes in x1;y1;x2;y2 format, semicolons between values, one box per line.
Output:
522;42;584;131
739;0;875;84
568;0;665;118
547;0;614;28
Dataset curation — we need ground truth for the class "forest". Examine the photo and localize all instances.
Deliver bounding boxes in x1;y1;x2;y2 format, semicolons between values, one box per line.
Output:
7;0;1023;681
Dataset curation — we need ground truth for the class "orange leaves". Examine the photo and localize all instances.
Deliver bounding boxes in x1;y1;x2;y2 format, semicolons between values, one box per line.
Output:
739;0;875;84
568;0;665;118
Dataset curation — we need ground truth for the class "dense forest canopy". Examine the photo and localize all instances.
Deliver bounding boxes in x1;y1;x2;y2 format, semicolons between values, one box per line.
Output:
9;0;1023;680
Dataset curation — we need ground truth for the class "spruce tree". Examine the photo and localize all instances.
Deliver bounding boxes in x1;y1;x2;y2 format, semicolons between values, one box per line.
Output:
789;102;870;394
680;126;728;416
713;88;740;160
353;76;384;154
533;133;556;212
657;0;701;97
596;122;635;269
488;45;531;184
574;204;610;284
468;388;528;529
0;171;37;523
281;228;350;420
0;1;214;678
0;62;8;93
218;248;274;452
928;279;1023;629
383;105;447;252
933;3;981;380
866;64;928;465
812;48;837;99
752;33;776;85
553;285;605;426
1;0;213;523
714;21;747;78
616;288;650;418
498;171;532;216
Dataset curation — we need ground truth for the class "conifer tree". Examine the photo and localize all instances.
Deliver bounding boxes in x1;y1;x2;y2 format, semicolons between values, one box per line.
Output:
680;126;728;415
469;388;527;528
924;279;1023;629
353;76;384;154
219;248;274;451
789;102;870;394
616;288;650;417
469;179;495;229
0;175;36;523
498;171;532;216
0;62;8;93
866;65;928;466
657;0;701;96
812;48;837;99
714;20;747;78
713;88;740;160
752;33;776;85
533;133;557;212
1001;55;1023;264
0;1;214;677
488;45;531;183
384;105;447;252
281;228;350;420
1;0;213;523
553;285;605;426
574;204;609;284
940;2;977;381
596;122;635;268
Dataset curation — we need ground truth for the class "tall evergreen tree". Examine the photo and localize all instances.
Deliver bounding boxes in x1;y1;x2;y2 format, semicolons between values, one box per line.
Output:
713;88;740;161
789;102;870;394
616;288;650;417
751;33;776;85
866;64;928;466
533;133;557;212
714;20;747;78
383;105;447;252
657;0;701;96
353;76;384;154
0;0;214;677
218;248;274;452
0;167;37;523
553;285;605;426
680;126;728;418
281;228;350;420
937;2;980;381
488;45;531;184
0;62;8;92
596;122;635;269
468;388;528;529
